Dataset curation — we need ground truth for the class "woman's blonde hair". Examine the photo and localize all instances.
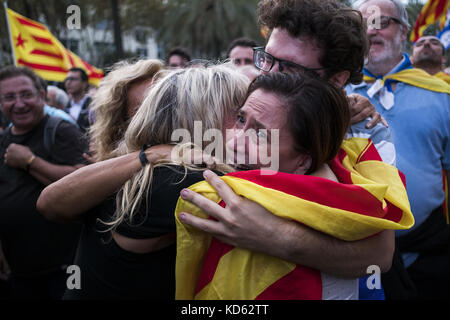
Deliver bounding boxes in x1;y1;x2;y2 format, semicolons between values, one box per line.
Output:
104;63;250;230
89;59;164;162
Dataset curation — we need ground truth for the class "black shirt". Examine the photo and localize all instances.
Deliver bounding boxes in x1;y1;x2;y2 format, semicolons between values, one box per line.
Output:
64;166;220;300
0;115;87;277
0;109;9;131
65;96;92;134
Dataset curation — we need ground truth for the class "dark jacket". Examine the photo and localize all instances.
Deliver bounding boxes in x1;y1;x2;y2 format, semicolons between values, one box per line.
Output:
65;95;92;134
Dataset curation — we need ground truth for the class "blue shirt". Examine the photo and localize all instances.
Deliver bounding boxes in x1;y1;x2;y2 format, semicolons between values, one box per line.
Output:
347;118;396;166
347;80;450;266
359;276;385;300
44;104;78;127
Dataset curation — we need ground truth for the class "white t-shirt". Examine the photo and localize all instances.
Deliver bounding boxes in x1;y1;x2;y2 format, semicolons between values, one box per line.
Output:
68;95;88;121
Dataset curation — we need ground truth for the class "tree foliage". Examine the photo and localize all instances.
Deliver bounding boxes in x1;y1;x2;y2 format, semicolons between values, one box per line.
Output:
158;0;264;59
1;0;448;67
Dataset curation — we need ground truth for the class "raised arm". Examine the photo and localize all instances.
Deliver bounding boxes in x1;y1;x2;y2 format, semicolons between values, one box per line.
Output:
178;170;395;278
37;145;172;222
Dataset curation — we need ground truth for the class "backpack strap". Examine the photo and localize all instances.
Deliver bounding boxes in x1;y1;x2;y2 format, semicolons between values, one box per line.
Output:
81;96;92;111
44;116;64;155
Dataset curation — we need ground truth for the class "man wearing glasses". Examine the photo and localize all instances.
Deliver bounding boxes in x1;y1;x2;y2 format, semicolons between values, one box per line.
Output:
348;0;450;299
252;44;395;164
0;66;87;298
64;67;92;133
179;0;397;299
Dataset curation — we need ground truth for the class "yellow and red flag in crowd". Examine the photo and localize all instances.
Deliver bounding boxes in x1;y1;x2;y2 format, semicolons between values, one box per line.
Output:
5;7;103;86
410;0;450;43
175;138;415;300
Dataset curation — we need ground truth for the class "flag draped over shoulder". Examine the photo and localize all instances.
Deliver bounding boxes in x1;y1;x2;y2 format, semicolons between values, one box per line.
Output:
363;68;450;93
175;138;414;300
410;0;450;43
5;7;103;86
435;71;450;84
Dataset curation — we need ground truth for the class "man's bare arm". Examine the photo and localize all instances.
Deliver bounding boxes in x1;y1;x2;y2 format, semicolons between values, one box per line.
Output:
279;220;394;277
178;170;395;278
347;93;388;129
3;142;84;185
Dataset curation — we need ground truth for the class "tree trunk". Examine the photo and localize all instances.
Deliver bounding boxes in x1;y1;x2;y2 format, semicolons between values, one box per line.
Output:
111;0;124;60
22;0;33;19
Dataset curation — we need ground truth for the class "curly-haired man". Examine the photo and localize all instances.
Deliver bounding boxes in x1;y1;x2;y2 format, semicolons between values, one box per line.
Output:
178;0;397;300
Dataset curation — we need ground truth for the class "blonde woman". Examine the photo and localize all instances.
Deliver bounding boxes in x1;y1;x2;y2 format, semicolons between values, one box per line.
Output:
42;64;249;299
87;59;164;162
38;68;408;300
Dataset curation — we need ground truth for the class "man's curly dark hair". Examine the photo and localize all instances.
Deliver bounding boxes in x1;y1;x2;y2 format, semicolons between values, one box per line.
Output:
258;0;369;85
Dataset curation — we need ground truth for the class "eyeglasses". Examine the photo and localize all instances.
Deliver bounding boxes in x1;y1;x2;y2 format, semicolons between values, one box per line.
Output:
1;91;38;103
253;47;326;74
367;16;402;30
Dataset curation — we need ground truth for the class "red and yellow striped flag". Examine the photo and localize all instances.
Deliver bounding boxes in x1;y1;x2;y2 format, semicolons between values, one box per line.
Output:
5;7;103;86
410;0;450;43
175;138;414;300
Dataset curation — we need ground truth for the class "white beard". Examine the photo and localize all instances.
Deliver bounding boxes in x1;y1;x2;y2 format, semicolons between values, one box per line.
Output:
366;32;404;74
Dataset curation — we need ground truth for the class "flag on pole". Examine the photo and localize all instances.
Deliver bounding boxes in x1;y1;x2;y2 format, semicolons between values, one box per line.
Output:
439;2;450;29
438;6;450;49
410;0;450;43
4;6;103;86
175;138;415;300
438;23;450;49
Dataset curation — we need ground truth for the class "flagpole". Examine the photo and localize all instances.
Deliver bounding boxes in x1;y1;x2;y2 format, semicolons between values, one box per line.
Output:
3;1;16;65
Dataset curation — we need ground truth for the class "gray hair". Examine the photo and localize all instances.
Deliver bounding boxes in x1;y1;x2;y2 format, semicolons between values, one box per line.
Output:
47;85;69;108
353;0;410;30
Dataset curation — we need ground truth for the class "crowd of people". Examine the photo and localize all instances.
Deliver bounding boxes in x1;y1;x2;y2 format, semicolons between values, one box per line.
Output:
0;0;449;301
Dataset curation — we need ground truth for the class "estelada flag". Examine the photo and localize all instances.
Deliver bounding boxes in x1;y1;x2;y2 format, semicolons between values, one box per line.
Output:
410;0;450;43
175;138;415;300
5;7;103;86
